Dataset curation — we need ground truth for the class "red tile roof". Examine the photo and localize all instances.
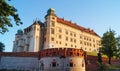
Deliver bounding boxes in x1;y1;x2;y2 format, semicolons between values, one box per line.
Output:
57;17;100;37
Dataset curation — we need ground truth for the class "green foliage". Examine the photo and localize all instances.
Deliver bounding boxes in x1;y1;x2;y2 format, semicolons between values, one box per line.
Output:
97;63;120;71
87;52;107;57
97;63;109;71
0;42;5;52
101;29;117;64
0;0;22;34
116;36;120;58
108;64;120;70
98;52;102;63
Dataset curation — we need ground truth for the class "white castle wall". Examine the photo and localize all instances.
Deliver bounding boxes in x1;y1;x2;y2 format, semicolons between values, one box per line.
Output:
0;48;86;71
0;56;39;71
40;57;85;71
0;56;85;71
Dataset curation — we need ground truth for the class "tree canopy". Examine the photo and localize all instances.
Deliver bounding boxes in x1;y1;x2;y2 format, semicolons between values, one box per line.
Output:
101;29;117;64
0;0;22;34
116;36;120;58
0;42;5;52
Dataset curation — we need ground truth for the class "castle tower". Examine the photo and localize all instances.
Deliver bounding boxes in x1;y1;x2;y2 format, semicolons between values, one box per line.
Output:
44;8;57;49
31;20;41;52
13;29;24;52
13;20;43;52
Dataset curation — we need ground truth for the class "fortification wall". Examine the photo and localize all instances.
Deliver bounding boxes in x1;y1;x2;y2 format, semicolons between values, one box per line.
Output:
0;48;85;71
40;57;85;71
0;56;39;71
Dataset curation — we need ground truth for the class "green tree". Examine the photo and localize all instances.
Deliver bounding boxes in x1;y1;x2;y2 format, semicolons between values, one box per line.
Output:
0;42;5;52
116;36;120;58
101;29;117;64
0;0;22;34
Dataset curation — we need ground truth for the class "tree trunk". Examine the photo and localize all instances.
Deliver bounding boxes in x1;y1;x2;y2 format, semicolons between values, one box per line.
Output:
108;57;111;64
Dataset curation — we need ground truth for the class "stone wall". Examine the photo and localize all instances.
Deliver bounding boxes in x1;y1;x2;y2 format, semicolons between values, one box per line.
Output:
0;56;39;71
0;48;85;71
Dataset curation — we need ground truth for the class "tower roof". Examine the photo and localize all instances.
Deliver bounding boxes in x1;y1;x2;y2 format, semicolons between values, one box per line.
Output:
47;8;55;14
45;8;56;18
17;29;23;35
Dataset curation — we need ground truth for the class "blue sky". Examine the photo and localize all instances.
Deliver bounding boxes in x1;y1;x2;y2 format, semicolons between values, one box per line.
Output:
1;0;120;52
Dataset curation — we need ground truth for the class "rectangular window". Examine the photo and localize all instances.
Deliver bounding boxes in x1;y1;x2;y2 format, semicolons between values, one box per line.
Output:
90;43;92;46
52;63;56;67
51;21;55;27
51;28;55;34
37;28;39;31
89;38;91;41
52;17;55;20
74;34;76;37
74;39;76;43
59;35;62;39
65;43;67;46
80;35;82;39
59;29;62;33
51;37;54;41
71;38;73;42
66;30;68;35
80;41;82;44
44;38;46;42
56;41;58;43
66;37;68;41
59;41;61;44
93;39;95;42
84;36;86;40
84;42;86;45
70;32;73;36
70;62;73;67
93;44;95;47
75;45;77;48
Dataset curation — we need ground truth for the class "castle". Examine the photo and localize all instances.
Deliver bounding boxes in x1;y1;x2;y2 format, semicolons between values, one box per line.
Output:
13;8;101;53
0;8;101;71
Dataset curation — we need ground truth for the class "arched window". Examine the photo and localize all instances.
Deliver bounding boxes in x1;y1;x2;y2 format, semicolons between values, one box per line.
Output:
70;59;73;67
82;60;84;67
40;62;44;70
52;59;56;67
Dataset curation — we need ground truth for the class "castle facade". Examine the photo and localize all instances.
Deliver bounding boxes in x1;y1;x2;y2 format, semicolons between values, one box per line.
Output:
13;8;101;53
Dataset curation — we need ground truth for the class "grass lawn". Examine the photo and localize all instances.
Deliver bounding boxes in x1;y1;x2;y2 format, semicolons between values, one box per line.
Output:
97;63;120;71
86;52;120;71
108;64;120;70
87;52;107;57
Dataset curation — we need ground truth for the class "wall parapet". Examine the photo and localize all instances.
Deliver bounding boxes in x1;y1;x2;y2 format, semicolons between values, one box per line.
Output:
39;48;84;58
0;48;84;58
0;52;39;57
